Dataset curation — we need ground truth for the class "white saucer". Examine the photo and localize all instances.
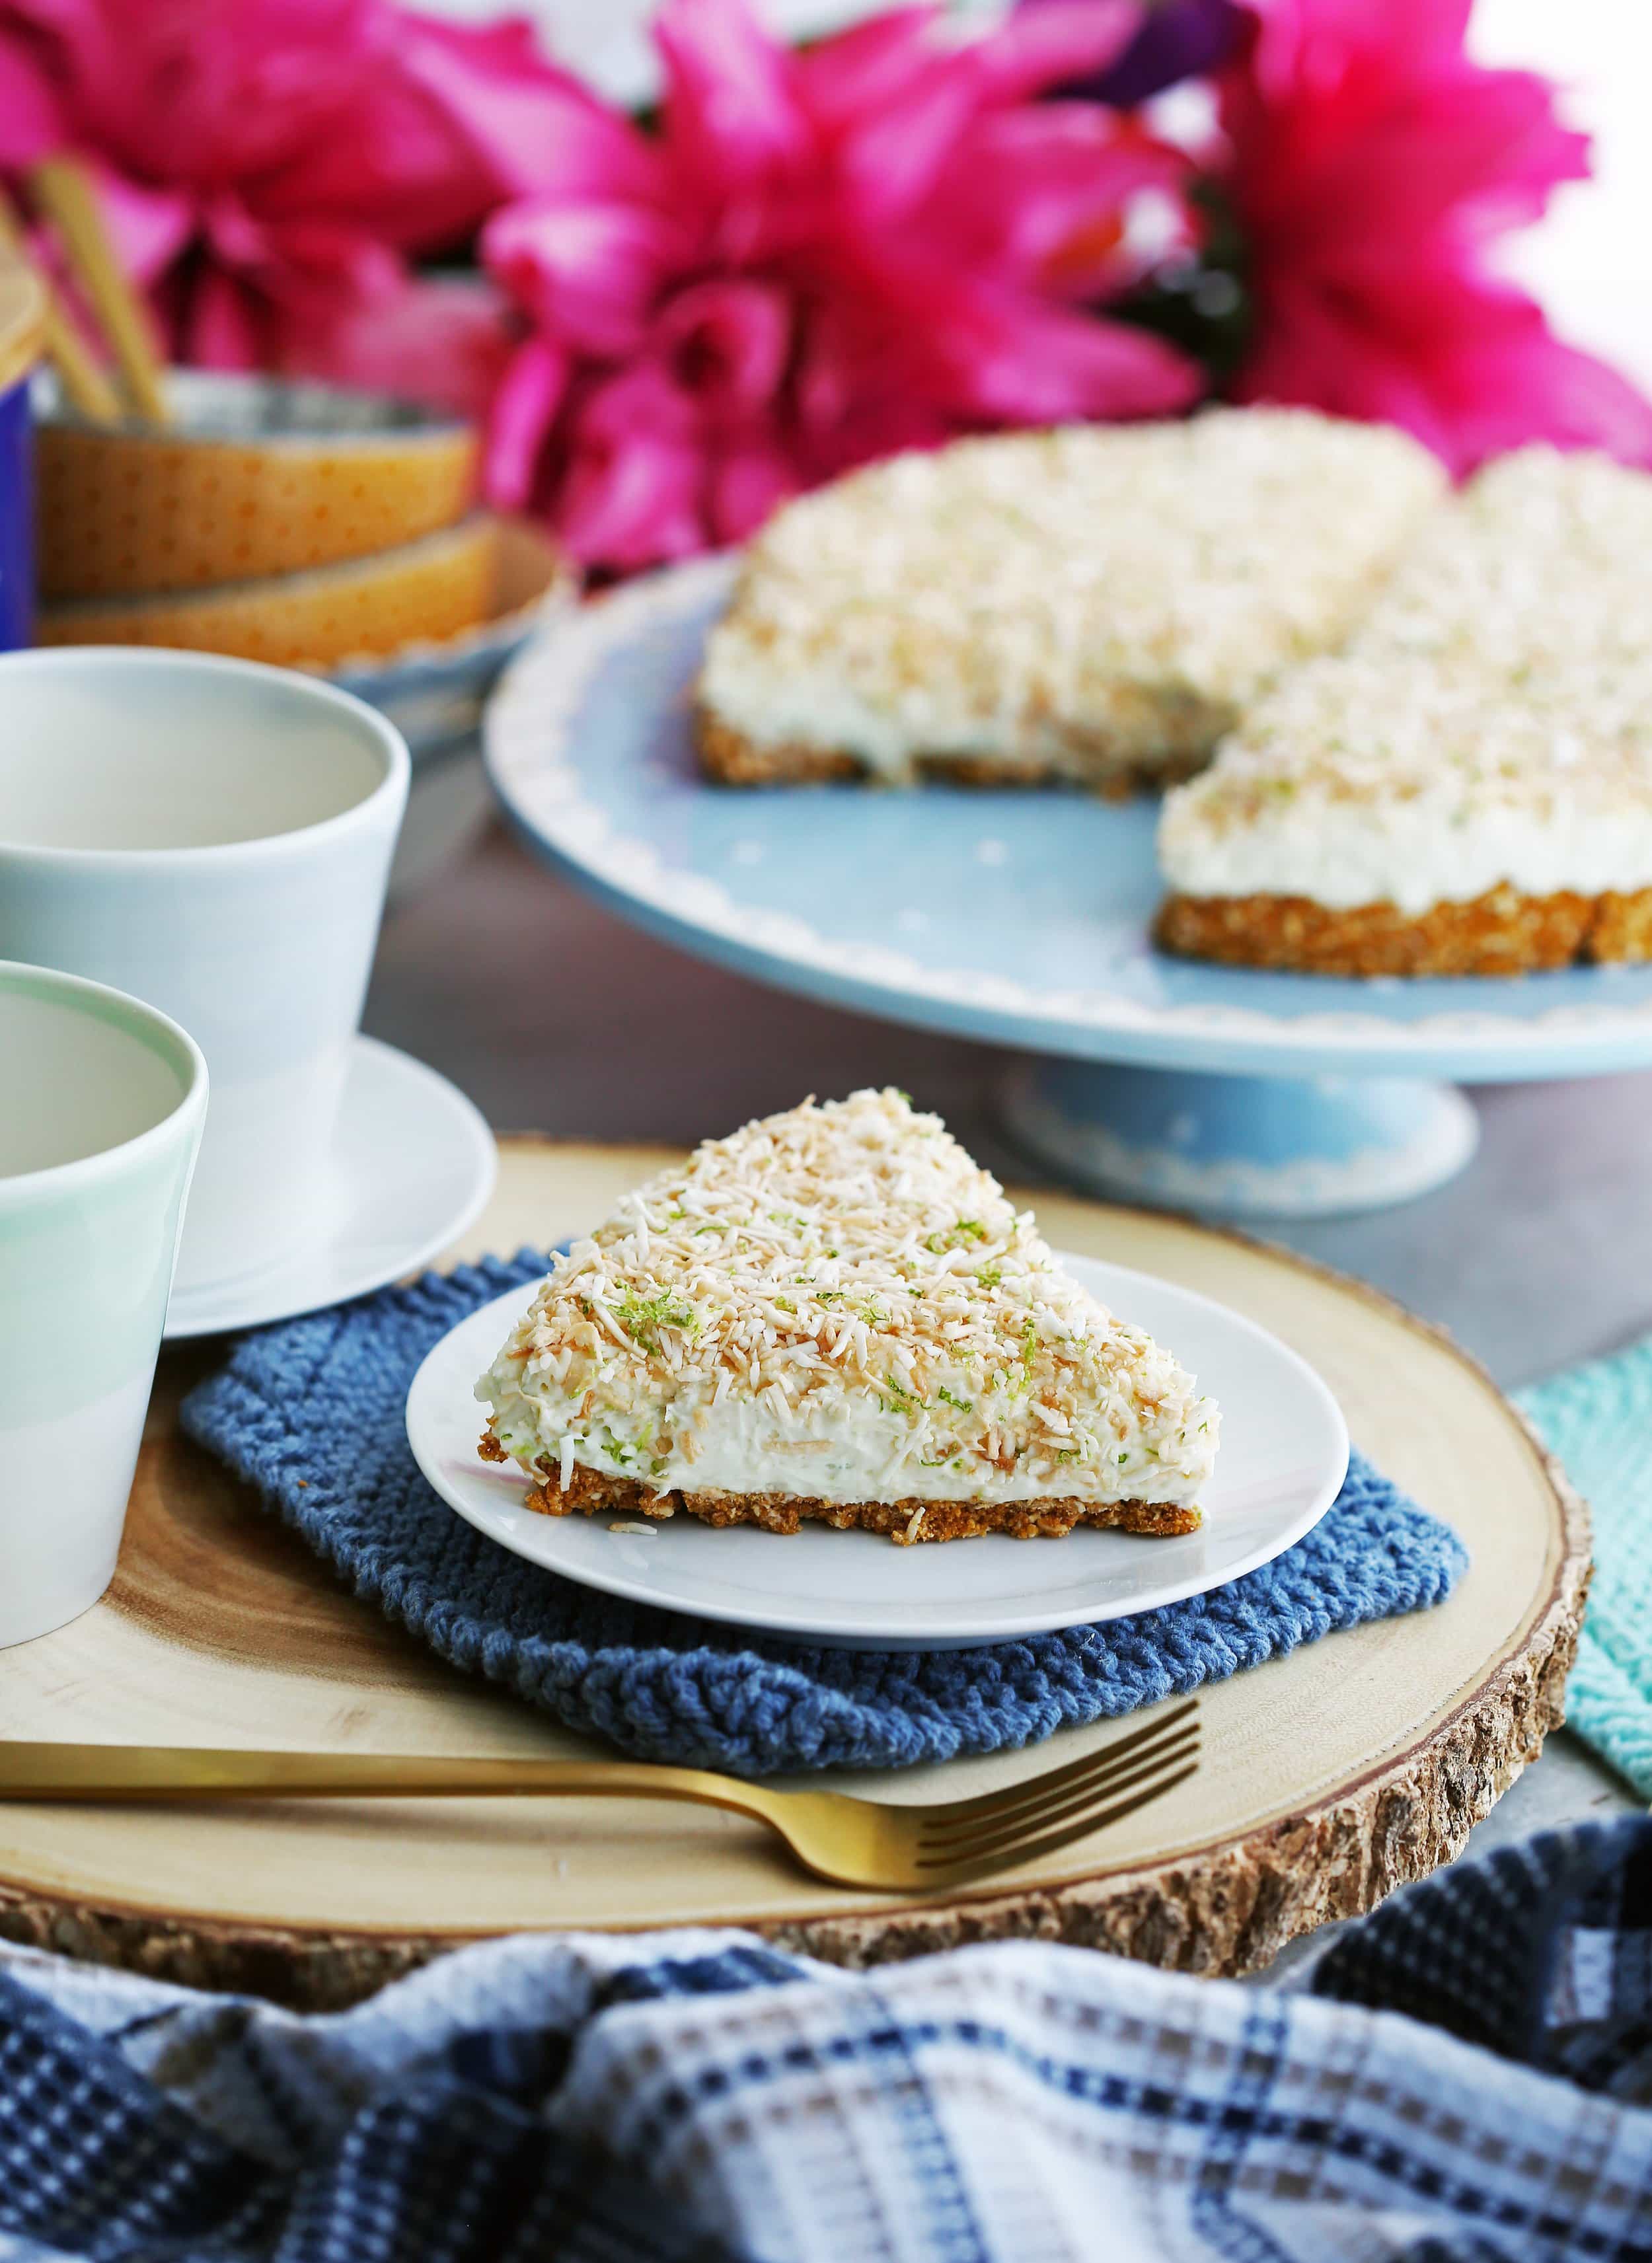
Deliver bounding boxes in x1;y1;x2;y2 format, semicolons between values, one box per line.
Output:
406;1252;1350;1650
165;1036;496;1340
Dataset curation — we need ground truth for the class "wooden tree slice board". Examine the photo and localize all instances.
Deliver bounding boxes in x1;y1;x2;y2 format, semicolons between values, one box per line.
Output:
0;1140;1588;2008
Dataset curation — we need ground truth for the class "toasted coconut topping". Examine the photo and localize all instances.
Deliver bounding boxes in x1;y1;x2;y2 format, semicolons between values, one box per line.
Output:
697;409;1444;784
1353;446;1652;680
478;1090;1218;1512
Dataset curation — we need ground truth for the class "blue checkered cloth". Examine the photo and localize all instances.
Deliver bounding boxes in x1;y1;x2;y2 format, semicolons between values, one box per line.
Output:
2;1818;1650;2263
178;1251;1467;1779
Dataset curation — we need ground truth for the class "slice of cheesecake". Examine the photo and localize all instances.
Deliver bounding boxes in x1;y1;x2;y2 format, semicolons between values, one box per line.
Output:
695;409;1445;794
1155;449;1652;977
477;1090;1219;1543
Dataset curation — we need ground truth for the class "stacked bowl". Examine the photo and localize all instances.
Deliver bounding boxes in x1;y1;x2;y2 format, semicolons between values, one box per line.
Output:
32;371;576;891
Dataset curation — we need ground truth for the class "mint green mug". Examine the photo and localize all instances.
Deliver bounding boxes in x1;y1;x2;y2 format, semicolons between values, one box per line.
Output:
0;960;207;1646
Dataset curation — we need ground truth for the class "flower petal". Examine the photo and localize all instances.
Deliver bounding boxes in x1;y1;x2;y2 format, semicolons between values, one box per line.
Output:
558;362;708;568
965;1;1144;104
1238;266;1652;476
391;15;657;204
0;24;64;167
709;424;800;543
178;262;265;371
484;335;572;511
67;0;377;190
795;9;944;133
933;279;1203;422
833;65;977;227
292;272;517;423
87;163;197;289
654;276;791;418
656;0;811;198
927;106;1193;293
484;194;687;357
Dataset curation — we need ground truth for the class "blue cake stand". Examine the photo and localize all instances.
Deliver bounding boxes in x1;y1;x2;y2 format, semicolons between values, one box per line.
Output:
484;557;1652;1217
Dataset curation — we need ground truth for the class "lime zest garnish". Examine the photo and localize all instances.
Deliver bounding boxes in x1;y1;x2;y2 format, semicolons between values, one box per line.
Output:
926;1218;989;1255
613;1286;700;1354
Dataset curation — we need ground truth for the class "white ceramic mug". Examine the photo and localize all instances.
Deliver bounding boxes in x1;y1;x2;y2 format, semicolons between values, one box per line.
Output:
0;959;207;1646
0;649;410;1294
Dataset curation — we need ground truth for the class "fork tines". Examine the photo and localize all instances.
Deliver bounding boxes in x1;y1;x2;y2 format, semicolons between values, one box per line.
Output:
914;1699;1201;1878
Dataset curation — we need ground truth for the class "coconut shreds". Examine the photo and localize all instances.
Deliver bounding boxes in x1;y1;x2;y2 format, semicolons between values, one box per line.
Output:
697;408;1445;782
1162;447;1652;868
1351;446;1652;681
477;1090;1219;1512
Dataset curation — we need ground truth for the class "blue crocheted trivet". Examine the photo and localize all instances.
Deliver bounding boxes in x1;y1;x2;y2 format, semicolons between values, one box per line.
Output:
181;1253;1469;1778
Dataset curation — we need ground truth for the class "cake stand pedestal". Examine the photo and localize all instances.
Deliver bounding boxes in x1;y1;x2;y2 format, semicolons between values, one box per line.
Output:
1000;1062;1481;1217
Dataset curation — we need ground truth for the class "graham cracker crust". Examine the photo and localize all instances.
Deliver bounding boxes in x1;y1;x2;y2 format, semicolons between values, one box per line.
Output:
478;1432;1201;1545
695;710;1209;801
1154;884;1652;977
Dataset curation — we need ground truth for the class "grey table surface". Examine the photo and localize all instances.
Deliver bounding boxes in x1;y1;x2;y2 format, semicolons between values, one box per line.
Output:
367;821;1643;1968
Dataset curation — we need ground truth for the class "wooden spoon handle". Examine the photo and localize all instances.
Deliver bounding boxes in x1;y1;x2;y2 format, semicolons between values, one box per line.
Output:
0;188;122;423
28;156;169;424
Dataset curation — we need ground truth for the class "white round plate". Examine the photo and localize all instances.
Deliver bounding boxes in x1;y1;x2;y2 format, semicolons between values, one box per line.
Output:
165;1036;496;1340
406;1252;1350;1649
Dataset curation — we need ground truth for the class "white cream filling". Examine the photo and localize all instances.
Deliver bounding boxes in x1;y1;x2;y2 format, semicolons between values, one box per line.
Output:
1159;636;1652;917
696;646;1219;781
1159;791;1652;916
481;1350;1217;1510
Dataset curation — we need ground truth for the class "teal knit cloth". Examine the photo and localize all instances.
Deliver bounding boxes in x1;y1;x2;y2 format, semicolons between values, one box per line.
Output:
1520;1342;1652;1796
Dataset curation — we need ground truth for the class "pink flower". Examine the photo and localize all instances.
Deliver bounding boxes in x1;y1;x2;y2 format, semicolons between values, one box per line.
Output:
480;0;1203;572
0;0;599;373
294;272;518;424
1221;0;1652;474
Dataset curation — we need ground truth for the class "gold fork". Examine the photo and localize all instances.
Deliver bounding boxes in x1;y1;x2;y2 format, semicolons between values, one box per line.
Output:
0;1699;1199;1892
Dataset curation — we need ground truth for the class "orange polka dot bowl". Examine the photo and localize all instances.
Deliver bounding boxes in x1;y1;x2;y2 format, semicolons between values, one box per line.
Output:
34;369;479;603
34;507;569;668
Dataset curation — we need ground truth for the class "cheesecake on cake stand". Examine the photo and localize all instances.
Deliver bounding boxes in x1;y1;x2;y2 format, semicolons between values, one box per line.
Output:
483;441;1652;1219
